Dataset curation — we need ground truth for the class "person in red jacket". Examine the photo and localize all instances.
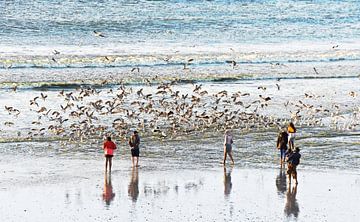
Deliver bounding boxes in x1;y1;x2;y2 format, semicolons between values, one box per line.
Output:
103;136;117;172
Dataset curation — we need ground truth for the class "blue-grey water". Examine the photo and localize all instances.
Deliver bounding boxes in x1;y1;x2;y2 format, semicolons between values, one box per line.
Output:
1;0;360;76
2;0;360;45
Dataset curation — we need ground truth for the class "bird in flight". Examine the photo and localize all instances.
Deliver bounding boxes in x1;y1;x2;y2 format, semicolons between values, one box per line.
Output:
93;31;105;37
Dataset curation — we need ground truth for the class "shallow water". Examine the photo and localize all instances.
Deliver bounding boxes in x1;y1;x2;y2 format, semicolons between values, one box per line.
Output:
0;160;359;222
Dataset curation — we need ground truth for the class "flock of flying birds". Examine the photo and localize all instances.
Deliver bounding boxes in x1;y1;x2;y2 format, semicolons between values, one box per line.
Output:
2;77;359;143
1;32;359;142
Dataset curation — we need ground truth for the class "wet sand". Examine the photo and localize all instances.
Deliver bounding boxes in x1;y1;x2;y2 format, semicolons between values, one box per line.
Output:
0;156;359;222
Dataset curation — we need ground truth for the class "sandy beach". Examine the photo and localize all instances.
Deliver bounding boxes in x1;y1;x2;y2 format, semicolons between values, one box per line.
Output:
1;1;360;221
0;153;359;222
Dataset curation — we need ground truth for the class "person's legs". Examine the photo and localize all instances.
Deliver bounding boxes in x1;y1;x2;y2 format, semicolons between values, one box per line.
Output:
289;137;295;150
131;149;137;166
287;164;292;184
228;152;235;165
109;157;112;172
135;149;140;166
105;157;109;172
288;173;292;184
280;149;285;165
293;167;298;184
223;149;227;164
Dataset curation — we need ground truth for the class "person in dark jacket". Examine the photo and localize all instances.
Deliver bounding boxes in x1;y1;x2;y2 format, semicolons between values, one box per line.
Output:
286;147;301;184
129;131;140;167
277;130;289;167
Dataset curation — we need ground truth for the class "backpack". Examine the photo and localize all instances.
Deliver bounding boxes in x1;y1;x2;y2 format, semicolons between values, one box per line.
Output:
289;153;301;166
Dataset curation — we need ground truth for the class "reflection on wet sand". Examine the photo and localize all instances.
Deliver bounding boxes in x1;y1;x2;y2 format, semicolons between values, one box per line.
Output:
128;166;139;202
276;168;287;196
102;173;115;206
284;185;299;218
224;166;233;197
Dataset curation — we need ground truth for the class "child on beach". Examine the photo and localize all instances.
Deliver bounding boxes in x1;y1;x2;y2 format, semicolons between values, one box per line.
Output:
223;130;235;165
277;130;289;166
129;131;140;167
103;136;117;172
287;122;296;150
286;147;301;184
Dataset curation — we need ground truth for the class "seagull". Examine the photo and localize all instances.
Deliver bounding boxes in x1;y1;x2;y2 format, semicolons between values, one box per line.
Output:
4;121;14;126
225;60;237;69
37;107;47;113
41;93;48;101
93;30;105;37
313;67;319;75
257;86;267;91
4;64;12;69
131;67;140;73
53;50;60;55
349;91;356;97
276;83;280;90
259;95;271;101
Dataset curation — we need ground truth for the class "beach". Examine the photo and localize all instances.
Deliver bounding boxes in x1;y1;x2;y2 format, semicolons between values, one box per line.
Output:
1;0;360;221
0;152;359;222
0;70;359;222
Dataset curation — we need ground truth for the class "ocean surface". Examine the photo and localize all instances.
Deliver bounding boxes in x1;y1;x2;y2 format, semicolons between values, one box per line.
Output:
1;0;360;82
0;0;359;170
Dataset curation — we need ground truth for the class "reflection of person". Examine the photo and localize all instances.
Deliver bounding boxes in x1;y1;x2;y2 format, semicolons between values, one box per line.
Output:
103;136;117;172
287;122;296;150
128;166;139;202
277;130;288;166
275;169;287;196
223;166;233;197
223;130;235;165
286;147;301;184
102;173;115;206
284;185;299;218
129;131;140;167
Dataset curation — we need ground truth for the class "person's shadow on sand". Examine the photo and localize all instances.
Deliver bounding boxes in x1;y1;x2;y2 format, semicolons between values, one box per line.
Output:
276;168;287;196
224;166;233;198
128;166;139;203
102;173;115;206
284;185;300;218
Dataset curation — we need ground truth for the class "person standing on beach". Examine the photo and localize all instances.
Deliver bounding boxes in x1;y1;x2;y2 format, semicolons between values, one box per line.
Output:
287;122;297;150
277;130;289;166
286;147;301;184
103;136;117;172
223;130;235;165
129;131;140;167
